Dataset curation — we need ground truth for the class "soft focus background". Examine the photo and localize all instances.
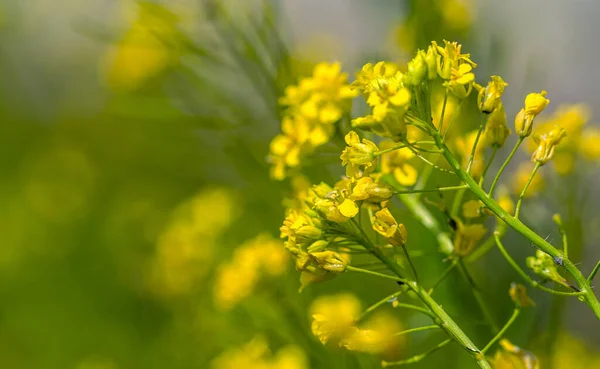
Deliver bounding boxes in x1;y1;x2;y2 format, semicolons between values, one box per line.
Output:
1;1;599;368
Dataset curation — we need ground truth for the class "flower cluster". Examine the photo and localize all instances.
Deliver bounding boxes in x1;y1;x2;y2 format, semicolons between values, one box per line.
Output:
268;63;357;180
213;233;289;310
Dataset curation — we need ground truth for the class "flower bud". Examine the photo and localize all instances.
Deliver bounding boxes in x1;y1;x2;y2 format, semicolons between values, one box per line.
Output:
484;103;510;147
477;75;508;114
514;108;532;138
307;240;329;253
425;45;437;80
296;225;322;241
311;251;349;273
531;126;566;165
371;208;407;246
524;90;550;116
526;250;568;287
404;50;427;87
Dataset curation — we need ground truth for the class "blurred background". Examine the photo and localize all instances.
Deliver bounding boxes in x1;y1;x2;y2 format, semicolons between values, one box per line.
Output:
1;0;599;368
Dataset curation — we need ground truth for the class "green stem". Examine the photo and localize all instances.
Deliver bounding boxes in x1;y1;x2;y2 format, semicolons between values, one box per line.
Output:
466;114;488;174
514;161;541;219
432;130;600;318
479;146;498;187
438;90;449;133
393;185;468;195
481;308;520;354
442;99;464;141
359;291;400;321
589;260;600;283
393;324;441;336
488;137;524;196
382;339;452;367
401;244;420;283
358;237;491;368
493;232;583;297
428;259;458;294
346;265;406;283
458;260;500;333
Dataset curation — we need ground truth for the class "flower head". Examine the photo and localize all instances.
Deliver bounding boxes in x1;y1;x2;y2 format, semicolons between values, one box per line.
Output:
478;75;508;114
531;125;567;165
371;208;408;246
340;131;379;179
515;91;550;138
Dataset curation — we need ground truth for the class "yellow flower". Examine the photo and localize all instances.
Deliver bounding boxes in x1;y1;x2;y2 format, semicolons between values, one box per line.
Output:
341;312;403;355
490;340;540;369
444;63;475;98
311;250;349;272
150;188;234;297
484;103;511;147
524;104;594;175
524;90;550;116
371;208;408;246
478;75;508;114
433;40;477;98
379;141;418;186
515;91;550;138
496;188;515;215
350;177;394;202
581;128;600;160
351;62;411;141
403;50;428;86
211;336;308;369
453;220;486;257
213;234;288;310
104;2;179;91
531;125;567;165
512;163;544;197
310;293;362;345
340;131;379;179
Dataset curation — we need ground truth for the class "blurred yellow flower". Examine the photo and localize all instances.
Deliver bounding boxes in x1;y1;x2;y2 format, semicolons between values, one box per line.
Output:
512;163;543;198
150;188;234;297
104;2;179;91
214;233;288;310
453;220;486;257
340;312;403;355
379;141;418;186
490;340;539;369
269;62;356;180
211;336;308;369
454;130;485;177
310;293;361;345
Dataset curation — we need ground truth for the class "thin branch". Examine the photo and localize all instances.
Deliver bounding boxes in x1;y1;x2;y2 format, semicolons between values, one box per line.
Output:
382;339;452;367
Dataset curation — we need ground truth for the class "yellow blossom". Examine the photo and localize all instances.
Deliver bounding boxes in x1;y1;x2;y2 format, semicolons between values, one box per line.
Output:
372;208;408;246
340;131;379;179
340;312;403;355
104;2;179;91
211;336;308;369
213;234;288;310
515;91;550;138
310;293;362;345
484;103;511;148
497;188;515;215
524;104;594;175
350;177;394;202
478;75;508;114
433;40;477;98
531;125;567;165
150;188;234;297
490;340;540;369
403;50;428;86
580;128;600;160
